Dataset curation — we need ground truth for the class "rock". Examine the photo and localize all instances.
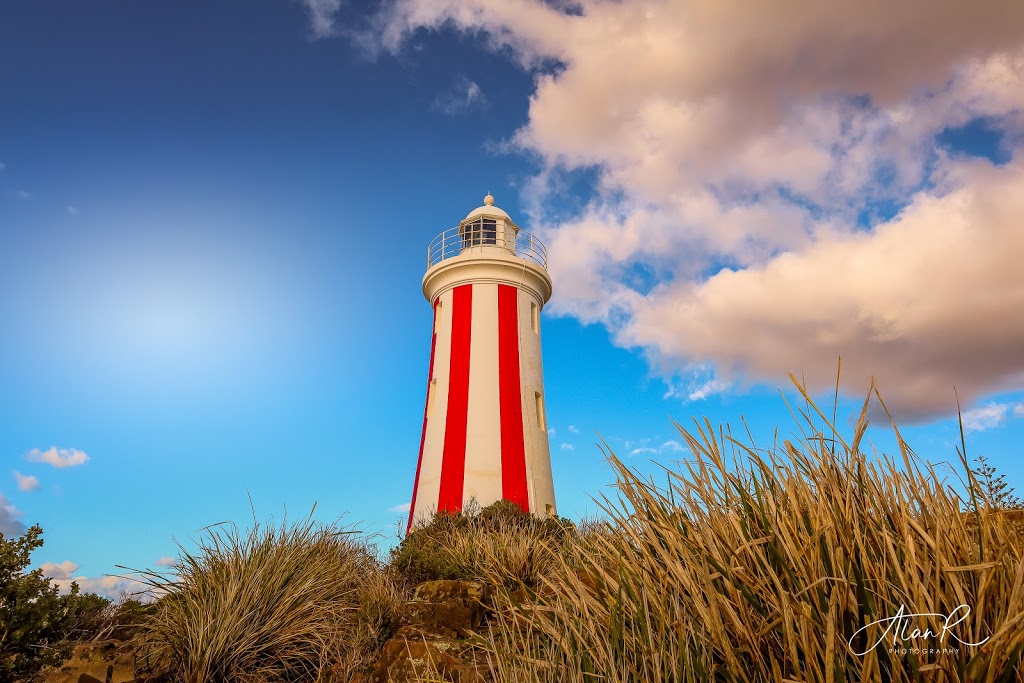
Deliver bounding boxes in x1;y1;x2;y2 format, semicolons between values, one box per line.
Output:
413;580;489;606
406;600;481;638
406;579;490;639
356;636;488;683
42;642;136;683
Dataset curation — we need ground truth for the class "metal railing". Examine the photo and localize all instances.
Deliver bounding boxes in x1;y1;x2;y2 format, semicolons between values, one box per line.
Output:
426;226;548;269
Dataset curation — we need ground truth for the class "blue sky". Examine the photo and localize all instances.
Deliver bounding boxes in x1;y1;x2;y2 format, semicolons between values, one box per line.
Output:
2;1;1023;597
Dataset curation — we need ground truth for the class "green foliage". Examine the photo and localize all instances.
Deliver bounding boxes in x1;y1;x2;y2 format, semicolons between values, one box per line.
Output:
391;510;473;585
390;499;577;587
62;592;159;643
63;591;112;641
0;525;78;683
973;455;1023;509
111;597;155;626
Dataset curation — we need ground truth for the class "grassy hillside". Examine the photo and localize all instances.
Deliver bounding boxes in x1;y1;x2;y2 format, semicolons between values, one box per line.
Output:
117;377;1024;682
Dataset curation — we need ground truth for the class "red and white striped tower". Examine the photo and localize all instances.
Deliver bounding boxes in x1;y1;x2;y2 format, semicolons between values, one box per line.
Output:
407;193;556;531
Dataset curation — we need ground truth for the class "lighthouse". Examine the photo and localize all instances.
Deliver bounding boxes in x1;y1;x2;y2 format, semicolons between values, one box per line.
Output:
407;194;556;531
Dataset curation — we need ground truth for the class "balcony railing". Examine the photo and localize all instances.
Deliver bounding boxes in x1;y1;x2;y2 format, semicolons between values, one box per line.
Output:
426;226;548;269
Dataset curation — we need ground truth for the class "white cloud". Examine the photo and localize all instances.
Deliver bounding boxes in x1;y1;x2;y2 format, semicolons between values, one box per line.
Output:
568;425;579;433
300;0;343;39
67;205;79;215
51;573;151;601
155;556;177;567
0;162;5;171
547;428;556;436
389;502;411;513
26;447;90;468
560;443;575;451
433;76;488;115
663;370;729;402
359;0;1024;422
0;494;25;537
13;471;39;492
1015;403;1024;418
961;402;1011;433
40;560;79;580
685;378;729;402
43;564;155;601
622;164;1024;420
15;190;31;200
625;438;687;457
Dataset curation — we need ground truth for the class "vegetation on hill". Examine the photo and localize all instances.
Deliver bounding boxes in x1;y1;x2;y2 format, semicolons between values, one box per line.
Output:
16;376;1024;682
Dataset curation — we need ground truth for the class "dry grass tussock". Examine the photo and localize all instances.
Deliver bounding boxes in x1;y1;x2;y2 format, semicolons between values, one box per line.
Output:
132;513;405;683
485;376;1024;682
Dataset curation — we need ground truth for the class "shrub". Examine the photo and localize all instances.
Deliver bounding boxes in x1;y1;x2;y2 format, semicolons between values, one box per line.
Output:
390;499;577;588
0;525;78;683
135;514;405;683
64;591;113;641
486;377;1024;682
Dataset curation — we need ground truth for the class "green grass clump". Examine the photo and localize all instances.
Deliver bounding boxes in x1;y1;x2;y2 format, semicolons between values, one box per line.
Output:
390;499;577;588
485;377;1024;682
135;514;405;683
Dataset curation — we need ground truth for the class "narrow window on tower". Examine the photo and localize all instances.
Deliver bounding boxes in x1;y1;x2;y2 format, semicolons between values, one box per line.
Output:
427;379;437;417
535;391;546;431
482;218;497;244
434;301;442;334
531;302;539;333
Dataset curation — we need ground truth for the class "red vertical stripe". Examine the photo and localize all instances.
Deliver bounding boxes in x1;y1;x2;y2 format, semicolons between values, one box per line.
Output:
407;298;440;533
498;284;529;512
437;284;473;513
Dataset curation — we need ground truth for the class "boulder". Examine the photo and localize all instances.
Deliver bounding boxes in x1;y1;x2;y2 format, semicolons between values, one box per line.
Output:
353;636;488;683
413;579;489;605
406;600;481;638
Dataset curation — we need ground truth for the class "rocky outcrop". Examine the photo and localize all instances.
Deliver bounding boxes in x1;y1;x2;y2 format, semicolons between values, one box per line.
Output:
352;579;494;683
41;641;144;683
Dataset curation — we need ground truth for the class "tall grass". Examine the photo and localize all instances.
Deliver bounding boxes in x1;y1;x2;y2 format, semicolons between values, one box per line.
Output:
134;514;405;683
485;378;1024;682
128;378;1024;682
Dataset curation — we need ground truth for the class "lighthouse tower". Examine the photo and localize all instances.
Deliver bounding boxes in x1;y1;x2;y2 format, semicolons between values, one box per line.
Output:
407;194;556;531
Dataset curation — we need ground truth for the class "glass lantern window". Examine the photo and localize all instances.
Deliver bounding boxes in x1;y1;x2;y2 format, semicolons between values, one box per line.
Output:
462;218;498;248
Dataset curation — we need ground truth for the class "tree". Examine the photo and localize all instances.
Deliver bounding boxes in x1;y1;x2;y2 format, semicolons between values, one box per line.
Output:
0;525;78;683
974;455;1023;509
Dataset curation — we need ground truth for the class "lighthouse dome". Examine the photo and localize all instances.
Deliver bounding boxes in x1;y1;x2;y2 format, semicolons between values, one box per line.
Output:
464;192;512;221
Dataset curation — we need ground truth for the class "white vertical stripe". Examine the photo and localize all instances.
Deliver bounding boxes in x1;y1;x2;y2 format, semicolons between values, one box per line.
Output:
411;289;453;527
518;289;556;517
463;283;503;507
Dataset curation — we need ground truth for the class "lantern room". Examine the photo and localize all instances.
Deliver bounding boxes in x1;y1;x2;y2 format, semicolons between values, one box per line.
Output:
458;192;519;253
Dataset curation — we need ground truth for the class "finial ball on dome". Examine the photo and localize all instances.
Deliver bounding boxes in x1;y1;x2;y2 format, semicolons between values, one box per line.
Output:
484;192;495;206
